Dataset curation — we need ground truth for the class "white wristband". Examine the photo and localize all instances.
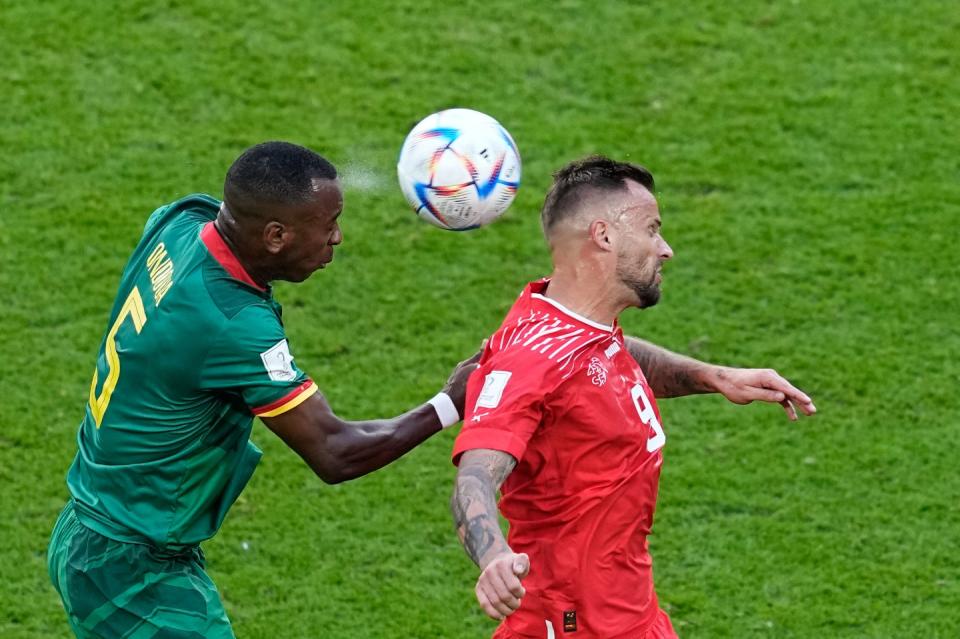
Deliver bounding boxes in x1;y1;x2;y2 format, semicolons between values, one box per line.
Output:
428;392;461;429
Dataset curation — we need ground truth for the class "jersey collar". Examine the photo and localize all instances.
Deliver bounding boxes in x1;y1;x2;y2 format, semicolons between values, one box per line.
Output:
200;222;267;292
526;279;616;333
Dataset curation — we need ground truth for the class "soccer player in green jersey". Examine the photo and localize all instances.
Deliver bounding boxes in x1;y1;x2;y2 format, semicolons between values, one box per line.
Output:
47;141;477;638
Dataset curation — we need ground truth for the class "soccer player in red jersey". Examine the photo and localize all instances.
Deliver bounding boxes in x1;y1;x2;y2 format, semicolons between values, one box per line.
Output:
451;156;816;639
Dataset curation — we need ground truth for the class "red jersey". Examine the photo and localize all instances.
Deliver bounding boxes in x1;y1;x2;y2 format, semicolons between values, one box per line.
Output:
453;280;670;639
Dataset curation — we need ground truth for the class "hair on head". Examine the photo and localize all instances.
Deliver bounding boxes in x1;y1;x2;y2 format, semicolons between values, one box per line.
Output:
540;155;655;234
225;141;337;208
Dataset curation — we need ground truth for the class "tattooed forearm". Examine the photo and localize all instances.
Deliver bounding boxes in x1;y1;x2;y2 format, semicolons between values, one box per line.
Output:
464;510;499;563
625;337;719;398
451;449;517;568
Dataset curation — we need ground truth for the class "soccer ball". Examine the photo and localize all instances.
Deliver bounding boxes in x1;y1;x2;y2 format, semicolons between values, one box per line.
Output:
397;108;521;230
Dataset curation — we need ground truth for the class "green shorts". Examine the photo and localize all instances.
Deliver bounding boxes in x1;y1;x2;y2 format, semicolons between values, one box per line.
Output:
47;501;234;639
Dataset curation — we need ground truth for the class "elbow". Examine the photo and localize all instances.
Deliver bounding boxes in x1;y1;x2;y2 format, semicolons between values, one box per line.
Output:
316;468;347;485
314;462;353;485
308;453;352;485
303;434;355;484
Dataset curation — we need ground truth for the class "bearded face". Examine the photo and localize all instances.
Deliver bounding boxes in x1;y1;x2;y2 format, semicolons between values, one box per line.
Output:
616;245;662;309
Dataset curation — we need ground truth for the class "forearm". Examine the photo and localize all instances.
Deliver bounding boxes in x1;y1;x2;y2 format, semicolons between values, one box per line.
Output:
452;468;511;569
325;403;443;482
625;336;723;398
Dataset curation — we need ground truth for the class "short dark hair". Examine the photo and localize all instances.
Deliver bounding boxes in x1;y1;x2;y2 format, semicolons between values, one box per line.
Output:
224;141;337;206
540;155;655;233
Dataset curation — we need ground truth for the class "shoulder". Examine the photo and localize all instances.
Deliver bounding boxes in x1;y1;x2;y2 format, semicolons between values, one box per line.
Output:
201;303;295;374
199;264;274;321
144;222;270;324
484;308;613;384
213;302;285;345
143;193;221;236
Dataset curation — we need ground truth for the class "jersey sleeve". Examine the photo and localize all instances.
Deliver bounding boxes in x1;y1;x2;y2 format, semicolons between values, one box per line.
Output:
452;348;561;465
200;304;318;417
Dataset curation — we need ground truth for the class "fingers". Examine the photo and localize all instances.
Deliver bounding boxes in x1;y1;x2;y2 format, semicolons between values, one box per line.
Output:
780;399;798;421
487;565;524;606
476;576;517;618
474;583;504;621
739;369;815;418
475;554;528;620
723;368;817;418
761;370;816;413
467;339;489;365
513;553;530;578
753;388;787;404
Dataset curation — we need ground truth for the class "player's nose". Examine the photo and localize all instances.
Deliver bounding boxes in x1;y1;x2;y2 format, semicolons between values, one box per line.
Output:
659;237;673;260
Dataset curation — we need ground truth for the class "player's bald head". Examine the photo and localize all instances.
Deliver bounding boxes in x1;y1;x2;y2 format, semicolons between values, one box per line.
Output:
540;155;656;240
223;141;338;222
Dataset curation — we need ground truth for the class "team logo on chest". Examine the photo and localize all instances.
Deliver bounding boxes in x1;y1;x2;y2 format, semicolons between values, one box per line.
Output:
586;357;607;386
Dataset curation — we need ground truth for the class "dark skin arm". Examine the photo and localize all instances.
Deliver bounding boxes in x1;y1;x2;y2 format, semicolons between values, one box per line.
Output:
625;336;817;419
263;352;479;484
452;448;530;621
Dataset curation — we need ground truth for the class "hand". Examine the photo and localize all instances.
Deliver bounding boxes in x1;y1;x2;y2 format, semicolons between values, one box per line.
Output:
475;551;530;621
442;341;485;416
711;366;816;421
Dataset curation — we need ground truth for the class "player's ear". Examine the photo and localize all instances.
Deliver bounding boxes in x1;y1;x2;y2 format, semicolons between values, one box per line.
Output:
588;219;614;252
262;221;288;255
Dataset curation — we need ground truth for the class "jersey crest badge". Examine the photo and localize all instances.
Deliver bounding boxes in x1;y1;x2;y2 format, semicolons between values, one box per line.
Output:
587;357;607;386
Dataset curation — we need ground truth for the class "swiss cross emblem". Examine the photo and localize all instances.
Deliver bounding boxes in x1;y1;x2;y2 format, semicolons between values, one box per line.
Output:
586;357;607;386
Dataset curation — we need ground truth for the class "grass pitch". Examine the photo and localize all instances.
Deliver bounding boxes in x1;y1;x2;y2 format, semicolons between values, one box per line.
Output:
1;1;958;637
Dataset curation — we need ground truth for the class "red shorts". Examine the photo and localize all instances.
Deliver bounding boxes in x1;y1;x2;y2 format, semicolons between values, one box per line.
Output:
492;607;678;639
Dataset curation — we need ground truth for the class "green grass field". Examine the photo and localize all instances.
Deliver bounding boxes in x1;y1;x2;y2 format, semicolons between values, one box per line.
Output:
2;1;958;637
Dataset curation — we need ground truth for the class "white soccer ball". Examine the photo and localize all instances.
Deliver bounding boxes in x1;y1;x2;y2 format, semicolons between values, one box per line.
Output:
397;108;521;230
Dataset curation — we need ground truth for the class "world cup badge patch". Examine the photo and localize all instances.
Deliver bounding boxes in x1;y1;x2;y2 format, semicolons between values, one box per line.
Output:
260;340;297;381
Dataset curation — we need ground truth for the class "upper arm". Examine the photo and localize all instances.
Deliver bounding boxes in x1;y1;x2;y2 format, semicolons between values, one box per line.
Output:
200;305;316;411
259;391;350;482
199;304;346;472
451;349;560;466
624;336;654;375
456;448;518;492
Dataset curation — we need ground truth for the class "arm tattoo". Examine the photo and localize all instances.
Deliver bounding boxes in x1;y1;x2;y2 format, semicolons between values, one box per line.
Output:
451;449;517;568
625;337;716;398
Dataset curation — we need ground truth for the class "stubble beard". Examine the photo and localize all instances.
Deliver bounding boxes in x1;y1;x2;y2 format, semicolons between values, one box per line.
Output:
616;263;661;309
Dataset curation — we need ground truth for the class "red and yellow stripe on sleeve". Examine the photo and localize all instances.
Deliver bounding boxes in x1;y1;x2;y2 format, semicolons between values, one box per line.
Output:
252;380;319;418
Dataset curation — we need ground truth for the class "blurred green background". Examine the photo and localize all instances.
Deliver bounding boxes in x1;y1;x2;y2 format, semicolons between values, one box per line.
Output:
1;1;957;637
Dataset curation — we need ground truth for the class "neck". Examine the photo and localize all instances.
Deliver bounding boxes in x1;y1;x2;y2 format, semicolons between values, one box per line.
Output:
545;260;626;328
213;213;272;288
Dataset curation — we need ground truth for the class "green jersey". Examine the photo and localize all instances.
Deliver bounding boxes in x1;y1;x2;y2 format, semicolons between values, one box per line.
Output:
67;194;318;548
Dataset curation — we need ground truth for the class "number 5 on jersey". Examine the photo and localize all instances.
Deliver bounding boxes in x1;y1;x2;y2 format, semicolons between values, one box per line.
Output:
631;383;666;452
88;287;147;427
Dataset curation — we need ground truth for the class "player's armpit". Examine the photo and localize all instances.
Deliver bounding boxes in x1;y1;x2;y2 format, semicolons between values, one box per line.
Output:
451;449;517;568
